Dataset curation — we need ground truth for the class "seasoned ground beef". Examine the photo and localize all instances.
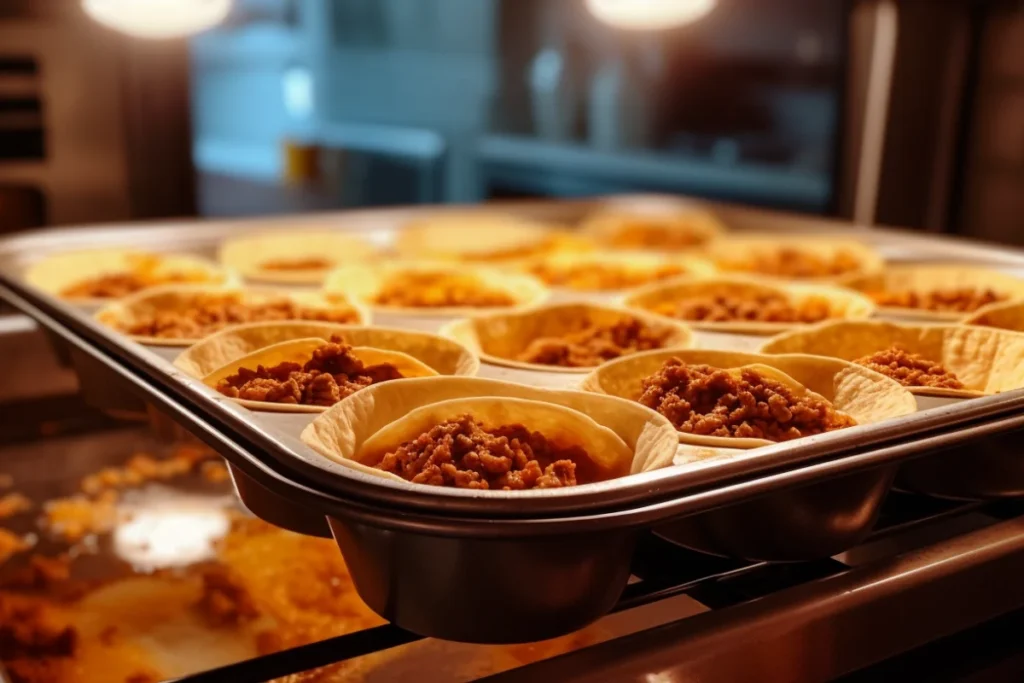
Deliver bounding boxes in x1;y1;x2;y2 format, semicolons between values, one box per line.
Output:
650;293;834;324
260;257;334;271
720;248;862;279
639;358;855;441
118;294;359;339
373;272;517;308
869;288;1006;313
216;338;403;406
375;415;580;490
516;317;669;368
61;271;202;300
528;262;686;291
854;346;964;389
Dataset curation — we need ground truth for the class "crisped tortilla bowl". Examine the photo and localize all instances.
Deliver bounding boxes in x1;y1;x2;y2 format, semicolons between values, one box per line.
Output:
760;319;1024;398
25;249;229;305
324;262;549;318
218;229;377;284
849;264;1024;322
704;235;884;285
201;337;439;413
300;376;681;483
580;348;917;450
622;276;875;336
440;302;693;374
174;321;480;379
96;285;369;346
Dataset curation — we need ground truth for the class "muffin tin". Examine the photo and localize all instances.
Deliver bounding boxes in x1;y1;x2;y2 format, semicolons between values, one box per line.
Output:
2;196;1024;643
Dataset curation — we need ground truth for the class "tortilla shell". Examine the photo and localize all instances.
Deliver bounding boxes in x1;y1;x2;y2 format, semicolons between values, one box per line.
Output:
580;348;917;450
581;206;724;250
356;397;633;483
622;275;875;335
851;264;1024;322
324;261;549;317
202;338;438;413
963;299;1024;332
218;230;377;284
760;319;1024;398
96;285;370;346
300;376;680;482
174;321;479;379
705;235;883;285
440;302;694;374
24;249;229;304
517;250;717;292
395;213;588;262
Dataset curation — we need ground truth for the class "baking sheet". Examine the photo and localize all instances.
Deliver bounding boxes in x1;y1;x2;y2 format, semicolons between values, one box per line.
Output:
1;196;1023;516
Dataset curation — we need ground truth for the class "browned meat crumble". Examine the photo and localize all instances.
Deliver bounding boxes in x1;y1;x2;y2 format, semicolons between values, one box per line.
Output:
375;415;581;490
639;358;855;441
216;337;403;406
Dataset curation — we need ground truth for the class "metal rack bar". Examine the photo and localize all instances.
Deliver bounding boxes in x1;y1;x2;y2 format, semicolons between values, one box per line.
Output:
168;497;1019;683
480;515;1024;683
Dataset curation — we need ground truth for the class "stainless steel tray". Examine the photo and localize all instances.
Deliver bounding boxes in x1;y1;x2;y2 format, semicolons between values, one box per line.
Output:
2;196;1023;642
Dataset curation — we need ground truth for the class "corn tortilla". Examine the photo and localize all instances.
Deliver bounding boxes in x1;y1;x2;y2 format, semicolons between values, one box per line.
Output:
202;338;438;413
24;249;229;304
580;348;917;449
581;206;724;251
174;321;479;379
218;230;377;285
96;285;369;346
760;319;1024;398
440;302;693;374
324;261;549;317
300;376;681;482
622;275;875;335
395;213;590;262
850;264;1024;322
706;235;883;285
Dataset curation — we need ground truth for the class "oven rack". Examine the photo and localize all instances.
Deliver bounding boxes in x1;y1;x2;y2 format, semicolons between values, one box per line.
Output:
168;493;1024;683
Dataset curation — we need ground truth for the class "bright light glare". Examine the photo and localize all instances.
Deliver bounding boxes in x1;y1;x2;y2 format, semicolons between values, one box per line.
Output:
114;495;231;571
83;0;232;39
585;0;716;30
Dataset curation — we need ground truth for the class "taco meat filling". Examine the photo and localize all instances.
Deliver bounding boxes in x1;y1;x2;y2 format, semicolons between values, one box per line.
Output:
639;358;855;441
216;338;402;406
853;346;964;390
117;294;359;339
720;248;862;279
649;293;834;324
61;272;205;300
517;317;670;368
375;415;580;490
868;287;1006;313
59;254;213;299
373;272;518;308
260;257;334;272
528;261;686;291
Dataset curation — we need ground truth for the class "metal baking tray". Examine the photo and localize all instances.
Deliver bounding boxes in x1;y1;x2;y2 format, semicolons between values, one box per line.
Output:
1;196;1023;643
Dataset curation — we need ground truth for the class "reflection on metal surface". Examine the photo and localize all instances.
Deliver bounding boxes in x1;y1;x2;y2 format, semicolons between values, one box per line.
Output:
482;516;1024;683
113;487;232;571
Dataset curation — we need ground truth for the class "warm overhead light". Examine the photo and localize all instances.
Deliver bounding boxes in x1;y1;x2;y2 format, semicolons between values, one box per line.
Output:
82;0;233;39
585;0;716;30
